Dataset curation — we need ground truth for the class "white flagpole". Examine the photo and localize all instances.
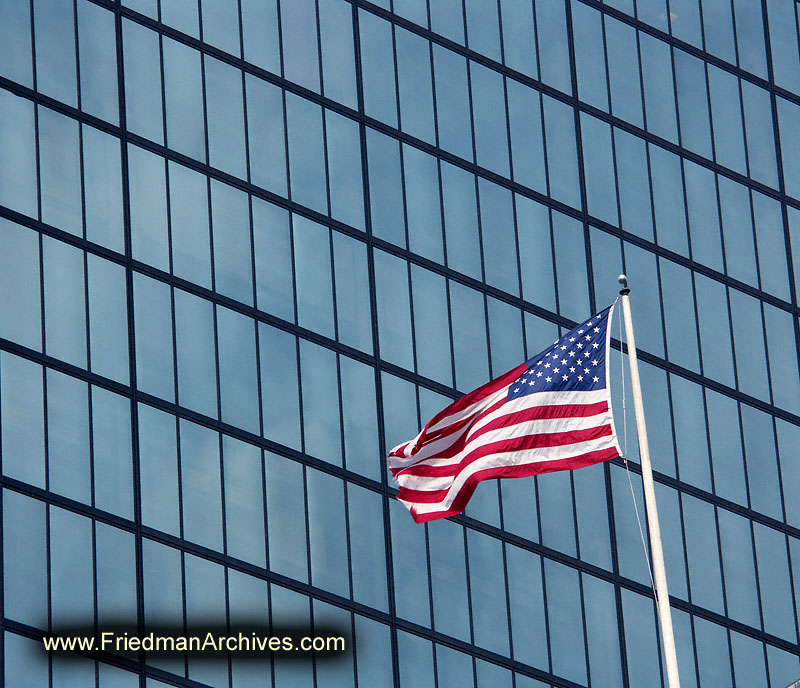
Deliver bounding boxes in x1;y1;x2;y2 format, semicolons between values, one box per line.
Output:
617;275;681;688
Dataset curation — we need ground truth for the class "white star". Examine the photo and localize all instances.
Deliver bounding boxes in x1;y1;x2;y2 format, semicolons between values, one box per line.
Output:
545;363;551;369
587;321;593;326
560;345;567;350
593;327;600;333
562;374;568;381
592;342;599;348
576;342;583;349
578;329;584;334
577;375;584;381
553;367;560;373
592;360;598;366
568;351;576;357
569;337;576;342
546;376;552;382
552;353;559;359
585;335;591;341
593;376;599;382
514;387;519;392
528;380;535;386
584;368;590;374
561;359;567;365
569;367;575;373
536;371;542;377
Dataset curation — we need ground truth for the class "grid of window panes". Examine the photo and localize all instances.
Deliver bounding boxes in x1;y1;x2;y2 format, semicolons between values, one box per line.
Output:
2;0;800;686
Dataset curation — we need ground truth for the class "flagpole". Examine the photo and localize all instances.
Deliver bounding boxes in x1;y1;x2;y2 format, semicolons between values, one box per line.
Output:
617;275;681;688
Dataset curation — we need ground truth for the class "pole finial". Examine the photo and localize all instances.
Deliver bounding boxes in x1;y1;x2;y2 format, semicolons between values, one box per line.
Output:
618;274;630;295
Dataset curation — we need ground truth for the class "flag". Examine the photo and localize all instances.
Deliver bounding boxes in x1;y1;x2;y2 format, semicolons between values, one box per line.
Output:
388;305;621;522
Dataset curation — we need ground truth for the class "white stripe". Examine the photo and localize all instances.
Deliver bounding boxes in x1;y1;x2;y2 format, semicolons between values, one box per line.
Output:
406;433;620;515
397;415;614;492
389;388;611;470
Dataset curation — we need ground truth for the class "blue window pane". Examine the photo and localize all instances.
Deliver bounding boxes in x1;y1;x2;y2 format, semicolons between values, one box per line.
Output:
174;289;217;418
47;370;90;504
581;114;617;226
694;617;732;687
660;259;699;372
403;144;443;262
200;0;241;56
430;0;464;43
253;199;293;322
389;497;430;625
0;1;32;87
506;545;548;668
433;46;473;161
517;197;556;310
717;509;760;627
487;297;523;377
5;633;49;688
742;405;782;521
669;0;702;47
92;386;134;519
501;0;537;78
507;80;546;193
374;250;413;370
611;464;650;585
649;145;688;255
754;523;796;641
333;232;372;353
299;340;341;465
265;452;308;582
742;84;778;190
766;0;800;92
161;0;199;37
465;0;501;61
470;63;510;176
33;0;77;107
442;161;481;280
479;179;517;294
398;632;434;688
354;617;393;687
168;161;211;289
583;573;623;688
427;518;469;639
621;590;662;688
706;390;746;505
730;631;769;687
573;2;608;110
366;129;404;246
122;20;163;143
293;215;334;337
701;0;736;64
359;10;397;127
347;484;388;610
3;490;47;627
777;419;800;529
142;538;183;628
552;211;589;321
574;463;612;570
545;559;587;684
241;0;280;73
606;17;642;127
436;645;474;688
694;274;734;387
641;35;678;143
636;0;668;30
684;161;723;271
683;495;724;612
0;220;40;350
753;192;791;300
77;0;118;124
138;404;180;535
616;129;654;241
674;49;711;158
1;355;45;488
128;144;169;272
411;265;452;385
326;110;365;229
211;180;253;304
246;74;288;197
450;281;489;391
536;1;571;93
708;67;746;174
539;469;576;556
43;237;87;368
340;356;380;478
306;466;349;597
718;176;757;285
259;324;301;449
163;37;205;161
281;0;320;92
0;90;37;217
82;126;124;253
39;107;81;236
319;0;357;109
468;530;509;655
729;289;770;401
733;0;768;78
50;507;93;627
205;57;247;178
380;372;420;457
95;523;136;625
133;274;175;401
654;483;689;599
396;27;435;144
622;242;664;356
543;95;581;208
88;255;129;384
217;305;260;434
180;420;223;551
286;93;327;214
223;437;265;567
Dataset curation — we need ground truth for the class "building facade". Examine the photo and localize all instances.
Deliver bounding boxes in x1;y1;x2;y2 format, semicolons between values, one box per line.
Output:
1;0;800;686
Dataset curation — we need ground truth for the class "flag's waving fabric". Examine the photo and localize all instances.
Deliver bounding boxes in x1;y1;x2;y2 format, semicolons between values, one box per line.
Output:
389;305;621;523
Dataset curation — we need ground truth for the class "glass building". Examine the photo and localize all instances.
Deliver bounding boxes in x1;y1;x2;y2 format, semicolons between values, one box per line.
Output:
1;0;800;686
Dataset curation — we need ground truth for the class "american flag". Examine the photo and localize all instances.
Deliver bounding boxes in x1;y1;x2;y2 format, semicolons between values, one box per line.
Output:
389;305;621;522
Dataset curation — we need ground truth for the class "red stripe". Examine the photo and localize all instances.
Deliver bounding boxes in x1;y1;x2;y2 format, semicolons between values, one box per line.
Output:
404;446;620;523
397;419;613;481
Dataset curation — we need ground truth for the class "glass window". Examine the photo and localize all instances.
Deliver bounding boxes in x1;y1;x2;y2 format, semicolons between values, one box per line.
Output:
507;80;546;194
223;436;266;566
38;107;81;236
581;114;618;226
429;0;463;43
649;145;688;255
506;545;548;668
359;10;397;127
3;490;47;627
742;82;778;189
753;192;791;299
611;463;651;585
694;274;734;387
0;90;37;217
694;617;733;687
87;255;129;384
669;0;702;46
433;46;473;162
470;63;510;177
184;555;227;686
43;237;87;368
205;56;247;179
168;161;212;289
539;469;577;557
659;259;699;372
615;128;654;241
245;74;288;197
241;0;280;73
92;386;134;519
535;1;571;93
777;96;800;201
764;304;800;415
718;176;757;285
683;495;724;612
286;93;327;214
381;372;421;458
0;220;40;351
396;27;435;144
180;419;223;551
33;0;77;107
427;518;470;640
684;161;723;270
366;129;405;246
730;630;769;687
0;0;32;87
354;616;393;687
293;215;334;337
741;405;782;521
201;0;241;55
622;242;664;356
347;483;388;610
436;644;474;688
621;590;662;687
163;37;205;161
545;559;587;684
82;125;124;253
142;540;183;677
729;289;770;401
479;179;517;294
583;573;623;688
754;523;796;641
517;197;556;310
319;0;357;109
217;305;259;434
133;274;174;402
468;530;509;655
450;281;489;391
442;162;481;280
1;355;45;488
138;404;180;535
210;180;253;304
389;497;430;626
374;249;414;370
403;144;443;263
717;508;760;627
766;0;800;92
640;34;678;143
398;631;434;688
299;340;341;465
501;0;537;77
95;523;136;625
306;466;349;597
259;324;301;449
411;265;452;385
253;199;294;322
77;0;118;124
333;232;372;353
674;49;712;159
543;95;581;209
122;20;163;143
574;463;612;570
572;2;608;110
777;419;800;529
128;144;169;272
174;289;217;418
487;296;524;377
605;17;642;127
705;390;746;505
326;110;365;230
708;67;746;174
47;370;90;504
465;0;500;60
340;356;380;478
280;0;320;92
49;507;93;627
5;632;49;687
552;212;589;322
265;452;308;582
161;0;199;37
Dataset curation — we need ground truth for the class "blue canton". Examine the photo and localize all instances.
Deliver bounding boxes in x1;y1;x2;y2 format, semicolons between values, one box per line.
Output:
507;306;612;402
